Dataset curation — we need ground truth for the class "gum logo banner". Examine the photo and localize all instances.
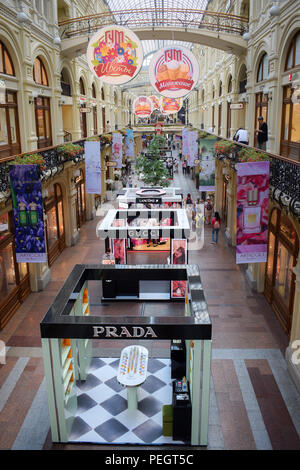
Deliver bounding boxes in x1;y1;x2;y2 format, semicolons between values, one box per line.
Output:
9;164;46;263
236;161;270;264
160;96;182;114
149;46;199;98
87;26;143;85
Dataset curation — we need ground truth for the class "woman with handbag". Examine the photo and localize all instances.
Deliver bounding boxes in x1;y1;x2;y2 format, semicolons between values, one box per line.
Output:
211;212;221;244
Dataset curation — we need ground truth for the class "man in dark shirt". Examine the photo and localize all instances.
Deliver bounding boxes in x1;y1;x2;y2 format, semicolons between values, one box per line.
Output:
255;116;268;150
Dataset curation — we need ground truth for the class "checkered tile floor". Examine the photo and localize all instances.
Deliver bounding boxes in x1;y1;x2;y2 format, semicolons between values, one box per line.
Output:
69;357;184;445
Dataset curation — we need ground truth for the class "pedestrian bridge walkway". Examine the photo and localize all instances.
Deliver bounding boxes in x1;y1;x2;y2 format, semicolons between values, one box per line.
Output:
59;9;248;58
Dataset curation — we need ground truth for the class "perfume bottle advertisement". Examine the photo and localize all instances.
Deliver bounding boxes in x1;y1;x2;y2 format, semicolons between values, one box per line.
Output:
236;161;270;264
9;164;47;263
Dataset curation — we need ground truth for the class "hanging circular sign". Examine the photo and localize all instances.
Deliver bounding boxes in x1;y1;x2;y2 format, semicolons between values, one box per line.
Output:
149;45;199;98
149;95;160;110
87;25;144;85
133;96;153;117
160;97;183;114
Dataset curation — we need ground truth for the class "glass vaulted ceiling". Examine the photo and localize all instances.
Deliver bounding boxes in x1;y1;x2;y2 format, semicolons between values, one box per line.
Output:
105;0;209;65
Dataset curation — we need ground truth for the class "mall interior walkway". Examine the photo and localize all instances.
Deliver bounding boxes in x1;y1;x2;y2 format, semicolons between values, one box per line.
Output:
1;163;300;451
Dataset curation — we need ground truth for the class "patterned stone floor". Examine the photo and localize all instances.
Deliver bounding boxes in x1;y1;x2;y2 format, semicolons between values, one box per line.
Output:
0;162;300;451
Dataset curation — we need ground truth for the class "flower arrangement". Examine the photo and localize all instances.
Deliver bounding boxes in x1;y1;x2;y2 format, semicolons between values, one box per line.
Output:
238;148;270;162
199;131;208;139
101;134;113;145
10;153;46;170
57;143;84;159
214;140;237;155
86;135;100;141
105;179;114;190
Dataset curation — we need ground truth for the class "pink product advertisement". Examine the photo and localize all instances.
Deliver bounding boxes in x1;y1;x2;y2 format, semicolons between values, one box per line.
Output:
171;239;187;298
112;133;123;169
113;238;126;264
236;162;270;264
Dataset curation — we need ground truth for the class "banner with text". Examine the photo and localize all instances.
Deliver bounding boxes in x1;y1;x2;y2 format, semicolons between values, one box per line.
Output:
199;135;218;191
236;161;270;264
182;127;189;159
112;132;123;168
187;130;198;167
10;164;46;263
85;141;101;194
125;129;134;157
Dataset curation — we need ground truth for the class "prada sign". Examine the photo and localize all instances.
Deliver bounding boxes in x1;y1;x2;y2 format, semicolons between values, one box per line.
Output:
93;325;158;338
136;197;162;204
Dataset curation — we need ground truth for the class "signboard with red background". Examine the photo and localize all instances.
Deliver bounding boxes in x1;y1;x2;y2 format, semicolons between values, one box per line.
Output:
149;46;199;98
132;96;153;118
160;97;183;114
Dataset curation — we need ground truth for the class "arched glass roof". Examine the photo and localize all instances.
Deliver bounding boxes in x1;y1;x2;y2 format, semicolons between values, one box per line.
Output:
105;0;209;66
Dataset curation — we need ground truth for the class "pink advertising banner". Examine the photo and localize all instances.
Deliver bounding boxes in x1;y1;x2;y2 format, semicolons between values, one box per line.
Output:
112;132;123;169
171;239;187;298
236;161;270;264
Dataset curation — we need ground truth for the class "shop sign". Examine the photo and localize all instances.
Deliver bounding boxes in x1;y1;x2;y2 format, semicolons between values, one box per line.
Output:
132;96;153;117
80;107;91;113
236;161;270;264
159;96;183;114
92;325;158;338
9;165;47;263
136;197;162;204
107;161;117;167
87;25;144;85
149;45;199;98
230;103;244;109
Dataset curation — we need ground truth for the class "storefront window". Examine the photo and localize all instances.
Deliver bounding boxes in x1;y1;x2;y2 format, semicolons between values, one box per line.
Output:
57;201;64;238
275;242;293;306
0;108;8;146
280;213;297;244
18;262;28;280
267;232;275;280
0;213;9;240
290;101;300;143
0;242;16;297
47;205;58;248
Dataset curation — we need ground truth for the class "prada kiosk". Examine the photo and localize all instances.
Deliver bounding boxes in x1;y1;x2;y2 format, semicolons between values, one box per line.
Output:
40;265;212;446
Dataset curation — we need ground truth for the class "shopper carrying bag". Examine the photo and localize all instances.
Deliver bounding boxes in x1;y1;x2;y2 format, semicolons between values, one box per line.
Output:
211;212;221;244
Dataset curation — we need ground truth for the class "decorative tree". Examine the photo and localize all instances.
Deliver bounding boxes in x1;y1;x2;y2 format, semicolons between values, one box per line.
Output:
135;134;170;187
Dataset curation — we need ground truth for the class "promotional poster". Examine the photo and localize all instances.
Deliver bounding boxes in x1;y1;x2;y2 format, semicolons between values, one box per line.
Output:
236;161;270;264
149;95;159;110
84;141;101;194
132;96;153;118
159;97;182;114
182;127;189;159
112;132;123;168
171;239;187;298
199;135;218;191
187;130;198;167
149;46;199;98
86;25;143;85
9;164;46;263
113;238;126;264
125;129;134;157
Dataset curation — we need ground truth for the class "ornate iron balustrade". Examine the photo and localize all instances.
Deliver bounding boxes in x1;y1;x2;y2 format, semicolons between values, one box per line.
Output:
213;137;300;220
58;9;249;40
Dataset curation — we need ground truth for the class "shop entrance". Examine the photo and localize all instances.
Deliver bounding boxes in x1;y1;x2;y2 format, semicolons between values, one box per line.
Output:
264;208;299;335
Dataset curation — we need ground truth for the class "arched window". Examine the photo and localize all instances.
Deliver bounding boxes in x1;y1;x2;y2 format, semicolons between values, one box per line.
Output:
285;31;300;71
228;75;232;94
101;87;105;101
33;57;48;86
257;53;269;82
219;81;222;97
79;77;85;95
239;64;247;93
60;68;71;96
212;85;215;99
0;41;15;76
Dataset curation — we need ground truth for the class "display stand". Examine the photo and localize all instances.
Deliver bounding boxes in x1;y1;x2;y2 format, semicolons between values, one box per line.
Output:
41;265;212;446
117;187;183;209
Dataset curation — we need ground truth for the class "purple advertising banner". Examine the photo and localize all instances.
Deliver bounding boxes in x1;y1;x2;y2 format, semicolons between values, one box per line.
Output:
236;161;270;264
85;141;101;194
112;132;123;168
182;127;189;159
171;239;187;298
9;164;47;263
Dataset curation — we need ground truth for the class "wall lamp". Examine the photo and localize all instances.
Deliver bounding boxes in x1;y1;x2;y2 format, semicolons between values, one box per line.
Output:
29;90;38;104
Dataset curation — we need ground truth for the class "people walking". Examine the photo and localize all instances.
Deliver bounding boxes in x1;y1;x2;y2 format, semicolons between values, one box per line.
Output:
211;211;221;244
204;197;213;224
234;127;249;145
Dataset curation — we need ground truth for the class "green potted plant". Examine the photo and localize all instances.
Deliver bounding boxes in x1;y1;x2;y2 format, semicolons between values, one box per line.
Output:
238;148;270;162
10;153;46;171
86;135;100;141
57;143;84;160
214;140;237;156
135;135;170;187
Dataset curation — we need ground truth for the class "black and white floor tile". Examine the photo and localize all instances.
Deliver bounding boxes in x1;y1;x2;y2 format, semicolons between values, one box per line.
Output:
69;357;184;445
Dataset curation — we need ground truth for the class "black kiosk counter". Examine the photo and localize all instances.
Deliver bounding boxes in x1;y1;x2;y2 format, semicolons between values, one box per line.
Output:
40;264;212;446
